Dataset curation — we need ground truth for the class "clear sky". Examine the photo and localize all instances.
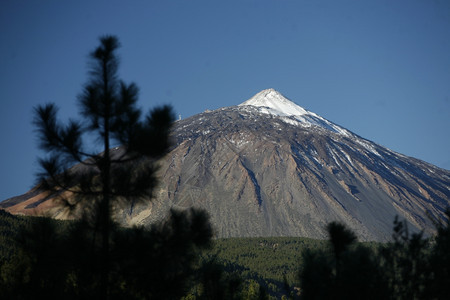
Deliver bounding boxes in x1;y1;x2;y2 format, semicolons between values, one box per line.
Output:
1;0;449;200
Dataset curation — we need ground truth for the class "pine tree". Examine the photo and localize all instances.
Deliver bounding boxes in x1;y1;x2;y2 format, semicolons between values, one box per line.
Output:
33;35;174;299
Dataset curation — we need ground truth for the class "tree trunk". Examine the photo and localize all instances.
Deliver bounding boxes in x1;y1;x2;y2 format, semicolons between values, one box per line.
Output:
100;58;111;300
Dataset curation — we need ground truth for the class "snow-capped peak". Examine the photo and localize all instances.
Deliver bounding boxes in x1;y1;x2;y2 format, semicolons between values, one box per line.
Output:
239;88;308;117
238;89;352;137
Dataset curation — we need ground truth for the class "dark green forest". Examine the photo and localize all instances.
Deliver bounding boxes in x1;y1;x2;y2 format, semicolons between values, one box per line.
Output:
201;236;327;298
1;209;450;299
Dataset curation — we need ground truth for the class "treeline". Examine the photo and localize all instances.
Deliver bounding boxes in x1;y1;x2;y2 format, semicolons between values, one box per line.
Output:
203;237;327;297
0;209;215;299
2;209;449;299
0;211;321;299
299;213;450;300
0;209;285;299
206;212;450;299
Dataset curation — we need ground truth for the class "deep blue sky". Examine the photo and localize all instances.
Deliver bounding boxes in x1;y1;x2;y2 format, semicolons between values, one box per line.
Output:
1;0;449;200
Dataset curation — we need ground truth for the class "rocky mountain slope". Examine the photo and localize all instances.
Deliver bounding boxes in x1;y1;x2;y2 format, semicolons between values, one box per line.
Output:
2;89;450;241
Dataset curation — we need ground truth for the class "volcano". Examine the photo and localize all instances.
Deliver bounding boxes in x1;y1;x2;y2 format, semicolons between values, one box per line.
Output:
2;89;450;241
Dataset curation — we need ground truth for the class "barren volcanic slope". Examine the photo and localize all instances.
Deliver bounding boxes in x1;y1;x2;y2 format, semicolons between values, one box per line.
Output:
2;89;450;241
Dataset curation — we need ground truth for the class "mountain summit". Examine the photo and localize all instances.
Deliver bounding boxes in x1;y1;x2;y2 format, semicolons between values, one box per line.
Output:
239;88;309;116
241;89;351;136
2;89;450;241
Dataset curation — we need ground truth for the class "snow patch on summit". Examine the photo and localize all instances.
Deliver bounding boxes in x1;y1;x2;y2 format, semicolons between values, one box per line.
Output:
239;88;308;116
238;89;351;137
